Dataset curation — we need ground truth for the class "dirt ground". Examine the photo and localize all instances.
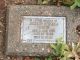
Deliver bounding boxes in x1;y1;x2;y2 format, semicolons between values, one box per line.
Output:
0;0;37;60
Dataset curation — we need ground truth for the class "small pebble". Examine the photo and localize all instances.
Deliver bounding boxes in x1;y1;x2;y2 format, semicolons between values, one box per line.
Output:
0;31;2;33
7;56;11;59
42;48;44;51
0;57;4;60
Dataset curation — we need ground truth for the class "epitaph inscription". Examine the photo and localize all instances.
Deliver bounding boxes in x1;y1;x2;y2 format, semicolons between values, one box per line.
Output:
21;16;66;43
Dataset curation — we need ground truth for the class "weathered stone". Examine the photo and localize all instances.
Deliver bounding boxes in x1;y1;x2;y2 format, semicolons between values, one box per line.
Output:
6;5;80;56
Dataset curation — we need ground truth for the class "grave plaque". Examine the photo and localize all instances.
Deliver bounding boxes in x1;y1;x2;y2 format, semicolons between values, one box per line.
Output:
21;16;66;43
6;5;77;56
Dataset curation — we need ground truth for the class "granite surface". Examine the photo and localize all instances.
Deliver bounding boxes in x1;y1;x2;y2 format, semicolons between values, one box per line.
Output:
6;5;80;56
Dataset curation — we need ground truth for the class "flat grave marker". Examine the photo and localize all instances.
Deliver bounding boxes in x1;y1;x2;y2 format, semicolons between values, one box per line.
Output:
6;5;80;56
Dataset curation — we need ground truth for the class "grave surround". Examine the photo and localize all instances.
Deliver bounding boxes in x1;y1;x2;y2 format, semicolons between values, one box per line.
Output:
6;5;80;56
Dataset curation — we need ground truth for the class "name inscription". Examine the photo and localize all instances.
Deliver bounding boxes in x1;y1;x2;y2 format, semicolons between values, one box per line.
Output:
21;16;66;43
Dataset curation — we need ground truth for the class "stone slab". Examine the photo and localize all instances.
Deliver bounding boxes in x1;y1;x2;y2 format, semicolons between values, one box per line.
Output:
6;5;80;56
